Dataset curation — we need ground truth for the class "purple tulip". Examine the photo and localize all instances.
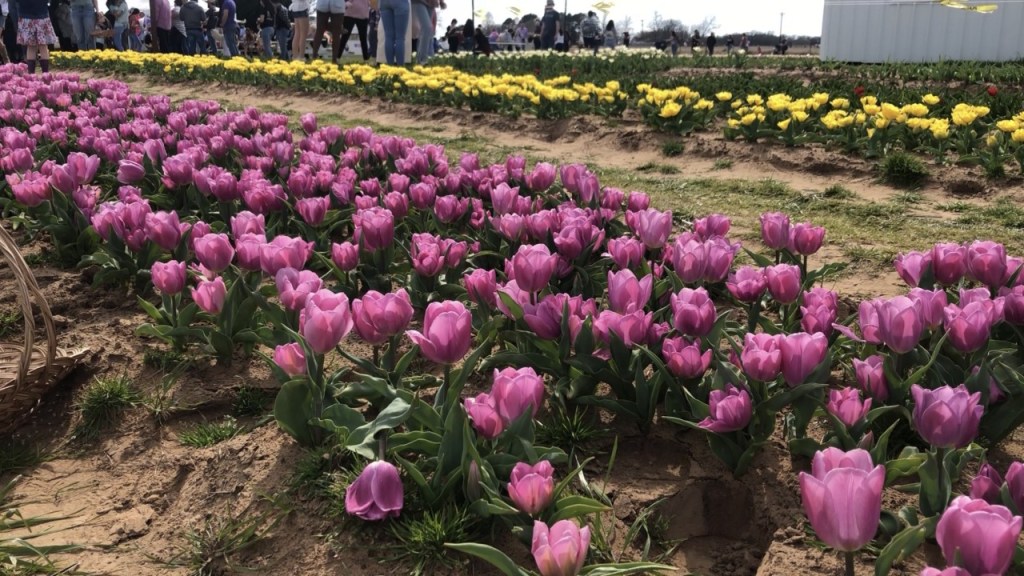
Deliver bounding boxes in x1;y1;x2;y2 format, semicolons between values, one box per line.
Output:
765;264;802;304
874;296;925;354
760;212;791;251
1005;462;1024;513
409;182;436;209
194;233;235;273
780;332;828;386
160;154;194;189
1001;285;1024;325
406;301;473;365
703;237;737;283
827;388;872;428
234;233;265;271
669;234;707;284
932;243;967;286
117;160;145;184
857;299;883;345
296;196;331;226
345;461;404;521
465;393;504;439
492;367;546;424
352;289;414;346
911;384;983;449
662;336;712;380
698;384;752;433
231;211;265;237
532;520;590;576
151;260;186;295
273;342;306;376
895;251;933;288
629;208;673;250
799;448;884;552
726;266;767;303
276;268;323;312
511;244;560;293
410;233;447;278
670;287;716;338
606;237;645;270
331;241;359;271
464;269;498;307
434;195;469;223
191;277;227;314
626;191;650;212
907;288;948;328
789;222;826;255
853;355;889;402
299;112;317;134
919;568;971;576
969;463;1004;504
741;333;783;382
693;213;731;240
259;235;313;276
355;207;395;252
508;461;555;516
967;240;1008;288
526;162;557;191
935;496;1022;576
607;269;653;314
943;301;998;353
145;210;188;251
300;290;354;354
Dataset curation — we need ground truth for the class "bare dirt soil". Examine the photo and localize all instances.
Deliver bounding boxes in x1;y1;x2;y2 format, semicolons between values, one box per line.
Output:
2;74;1018;576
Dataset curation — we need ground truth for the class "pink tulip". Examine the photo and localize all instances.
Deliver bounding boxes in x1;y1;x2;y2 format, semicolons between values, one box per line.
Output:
693;213;731;240
194;233;235;273
492;367;546;424
434;195;469;223
932;243;967;286
911;384;982;449
919;568;971;576
1005;462;1024;512
145;210;188;251
191;277;227;314
799;448;884;552
355;207;395;252
352;289;414;346
296;196;331;226
894;251;932;288
231;211;265;237
662;336;712;380
789;222;826;255
827;388;872;428
524;294;592;340
410;233;446;277
273;342;306;376
765;264;802;304
908;288;948;328
117;160;145;184
943;301;997;353
727;266;767;302
234;233;265;271
967;240;1008;288
409;182;436;209
969;463;1004;504
780;332;828;386
698;384;752;433
741;333;783;382
670;287;716;337
497;280;533;319
629;208;673;250
345;461;404;521
606;237;644;270
331;241;359;271
760;212;791;251
669;234;707;284
935;496;1021;576
532;520;590;576
465;393;504;439
607;269;652;314
151;260;186;295
161;154;194;188
508;461;555;516
464;269;498;307
857;299;883;345
1005;256;1024;286
853;355;889;402
703;237;737;283
1001;285;1024;325
626;191;650;212
511;244;559;293
299;112;317;134
276;268;323;312
874;296;925;354
300;289;354;354
406;301;473;365
260;235;313;276
526;162;557;191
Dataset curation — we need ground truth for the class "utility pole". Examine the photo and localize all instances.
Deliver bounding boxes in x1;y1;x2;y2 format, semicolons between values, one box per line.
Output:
779;12;784;40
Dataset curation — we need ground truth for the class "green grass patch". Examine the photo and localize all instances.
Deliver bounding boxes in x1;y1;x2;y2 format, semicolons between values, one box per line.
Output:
712;158;734;171
178;417;242;448
821;184;856;200
661;141;684;157
164;503;284;575
75;375;138;440
880;151;928;189
233;387;272;417
636;162;681;175
390;507;477;576
0;440;45;476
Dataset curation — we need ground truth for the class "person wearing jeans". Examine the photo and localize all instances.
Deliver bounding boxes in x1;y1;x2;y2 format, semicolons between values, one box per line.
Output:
272;0;289;59
108;0;127;50
409;0;431;64
259;0;274;58
68;0;95;50
378;0;407;65
219;0;238;56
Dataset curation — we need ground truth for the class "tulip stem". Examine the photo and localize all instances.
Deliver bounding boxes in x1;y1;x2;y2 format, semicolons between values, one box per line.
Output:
378;433;387;460
844;551;854;576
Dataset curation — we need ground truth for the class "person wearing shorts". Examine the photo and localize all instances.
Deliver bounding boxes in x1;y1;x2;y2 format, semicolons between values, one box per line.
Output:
310;0;342;63
288;0;309;60
16;0;57;73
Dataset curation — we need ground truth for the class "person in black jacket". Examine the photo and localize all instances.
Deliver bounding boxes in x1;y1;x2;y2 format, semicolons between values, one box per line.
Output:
16;0;58;73
0;2;10;62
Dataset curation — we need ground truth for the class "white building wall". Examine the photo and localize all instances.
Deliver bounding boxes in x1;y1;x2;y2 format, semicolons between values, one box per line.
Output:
821;0;1024;62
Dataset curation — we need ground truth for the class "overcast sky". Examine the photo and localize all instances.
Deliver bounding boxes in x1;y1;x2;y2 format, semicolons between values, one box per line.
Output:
123;0;826;36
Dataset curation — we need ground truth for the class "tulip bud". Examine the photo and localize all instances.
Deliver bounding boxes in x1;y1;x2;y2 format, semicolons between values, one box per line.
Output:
741;333;783;382
511;244;559;293
662;337;712;380
765;264;802;304
532;520;590;576
853;355;889;402
300;289;354;354
194;233;235;273
492;367;546;424
629;208;673;250
931;243;967;285
910;384;982;449
788;222;826;255
465;393;504;439
969;463;1004;504
670;287;716;338
463;269;498;307
799;448;884;552
726;266;767;303
606;237;644;270
508;461;555;516
760;212;790;251
874;296;924;354
607;269;653;314
827;388;872;428
698;384;752;433
191;277;227;314
406;301;472;365
352;289;415;346
345;461;404;521
331;241;359;271
151;260;186;295
273;342;306;377
894;251;932;288
780;332;828;387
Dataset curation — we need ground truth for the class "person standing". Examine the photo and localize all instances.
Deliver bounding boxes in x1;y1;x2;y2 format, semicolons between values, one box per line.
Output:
706;31;716;55
310;0;343;63
581;10;597;54
670;30;678;56
180;0;203;53
258;0;274;57
366;4;378;58
514;22;526;51
128;7;141;49
338;0;370;60
15;0;56;72
443;17;457;52
170;0;186;51
0;0;9;62
107;0;125;49
410;0;439;63
67;0;95;49
204;0;219;53
272;0;289;58
725;35;733;55
603;19;615;49
289;0;309;60
740;32;749;51
538;0;556;50
219;0;238;56
152;0;172;51
50;0;75;51
378;0;407;64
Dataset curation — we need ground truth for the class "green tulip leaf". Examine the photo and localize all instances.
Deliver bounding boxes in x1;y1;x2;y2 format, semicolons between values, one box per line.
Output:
549;495;611;522
580;562;677;575
273;379;318;447
873;516;935;576
444;543;530;576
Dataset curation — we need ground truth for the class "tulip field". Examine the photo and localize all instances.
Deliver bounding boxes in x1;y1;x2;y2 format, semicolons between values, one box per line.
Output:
2;51;1024;576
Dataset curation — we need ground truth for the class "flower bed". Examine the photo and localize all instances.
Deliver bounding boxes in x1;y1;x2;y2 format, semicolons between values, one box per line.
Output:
4;65;1024;575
